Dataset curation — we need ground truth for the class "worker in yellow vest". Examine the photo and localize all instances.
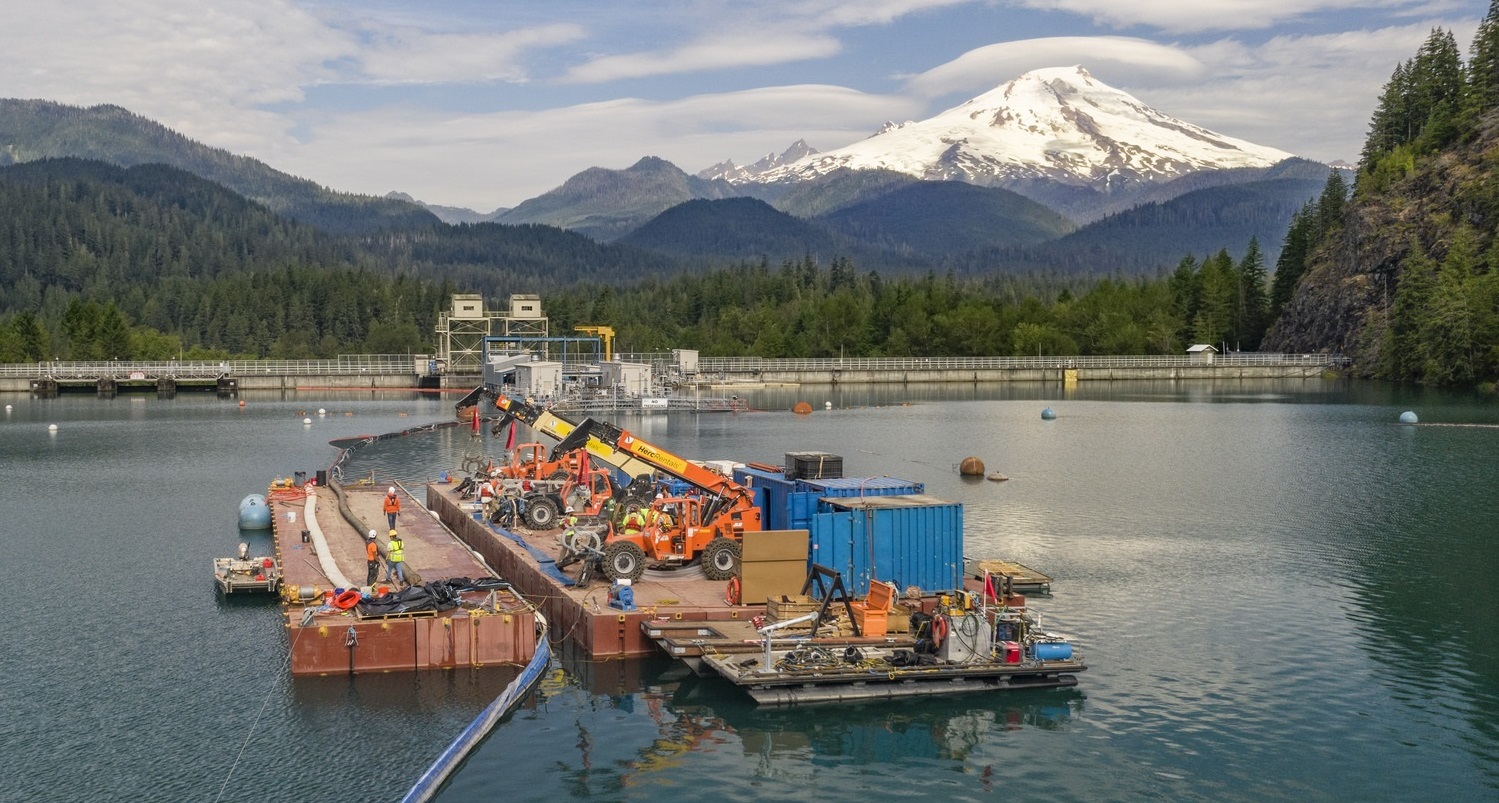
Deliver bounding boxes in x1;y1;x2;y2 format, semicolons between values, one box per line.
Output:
622;508;646;536
383;529;407;587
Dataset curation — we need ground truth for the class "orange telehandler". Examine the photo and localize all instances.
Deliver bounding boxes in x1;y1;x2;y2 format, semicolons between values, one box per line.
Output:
549;418;761;581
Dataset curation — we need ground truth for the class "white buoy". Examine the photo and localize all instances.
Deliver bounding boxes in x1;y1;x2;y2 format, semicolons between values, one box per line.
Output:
318;408;327;416
47;423;58;431
303;417;312;425
825;401;832;410
1399;411;1418;424
5;404;12;412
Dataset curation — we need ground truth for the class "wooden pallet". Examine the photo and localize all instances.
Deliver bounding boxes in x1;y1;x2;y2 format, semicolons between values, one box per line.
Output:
965;559;1053;592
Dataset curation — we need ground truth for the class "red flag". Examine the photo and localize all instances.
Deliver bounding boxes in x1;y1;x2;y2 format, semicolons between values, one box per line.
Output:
471;406;480;432
504;420;516;450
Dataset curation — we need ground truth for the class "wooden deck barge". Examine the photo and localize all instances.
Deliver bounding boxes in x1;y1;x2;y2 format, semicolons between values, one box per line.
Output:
427;482;763;658
268;482;537;676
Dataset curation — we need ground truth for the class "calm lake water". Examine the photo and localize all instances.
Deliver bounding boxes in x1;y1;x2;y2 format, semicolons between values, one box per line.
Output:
2;380;1497;802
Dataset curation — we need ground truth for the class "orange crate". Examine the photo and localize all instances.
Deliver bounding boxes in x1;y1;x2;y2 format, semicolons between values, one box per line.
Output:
851;605;888;637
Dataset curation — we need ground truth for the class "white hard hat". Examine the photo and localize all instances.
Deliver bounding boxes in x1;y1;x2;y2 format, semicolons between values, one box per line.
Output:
368;529;376;537
565;506;575;513
388;486;396;494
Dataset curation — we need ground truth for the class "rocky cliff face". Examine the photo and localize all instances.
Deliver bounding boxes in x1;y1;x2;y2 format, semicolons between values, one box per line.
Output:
1263;113;1499;374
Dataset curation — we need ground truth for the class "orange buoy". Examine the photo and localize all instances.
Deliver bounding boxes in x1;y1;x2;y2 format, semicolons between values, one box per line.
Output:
932;614;949;647
724;576;742;606
792;401;813;414
332;589;362;610
959;456;985;476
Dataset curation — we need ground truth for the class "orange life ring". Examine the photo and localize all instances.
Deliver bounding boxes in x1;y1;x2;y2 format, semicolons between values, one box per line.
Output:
931;614;949;647
724;576;742;606
333;589;362;610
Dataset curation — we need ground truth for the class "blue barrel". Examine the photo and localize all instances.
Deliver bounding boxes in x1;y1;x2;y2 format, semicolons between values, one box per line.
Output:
1033;641;1073;661
238;494;272;529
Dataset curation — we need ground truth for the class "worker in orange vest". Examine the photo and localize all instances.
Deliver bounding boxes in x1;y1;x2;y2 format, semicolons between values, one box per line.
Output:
384;486;401;529
365;529;381;588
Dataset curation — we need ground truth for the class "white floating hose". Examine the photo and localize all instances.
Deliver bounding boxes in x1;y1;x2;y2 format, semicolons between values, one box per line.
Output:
304;488;358;590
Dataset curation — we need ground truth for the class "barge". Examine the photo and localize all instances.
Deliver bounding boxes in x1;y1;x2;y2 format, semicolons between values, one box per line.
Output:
263;479;539;676
213;546;282;594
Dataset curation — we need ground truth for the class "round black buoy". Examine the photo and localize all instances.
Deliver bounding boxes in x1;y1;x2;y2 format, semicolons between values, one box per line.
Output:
959;456;985;476
1041;407;1057;420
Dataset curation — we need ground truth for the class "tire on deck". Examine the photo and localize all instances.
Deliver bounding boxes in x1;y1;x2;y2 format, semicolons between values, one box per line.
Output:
602;540;646;582
702;536;741;581
525;495;560;529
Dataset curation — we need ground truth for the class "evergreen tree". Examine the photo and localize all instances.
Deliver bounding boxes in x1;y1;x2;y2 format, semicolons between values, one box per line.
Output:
1409;28;1465;151
1271;204;1314;317
1470;1;1499;114
1236;238;1269;349
1420;236;1477;383
1387;243;1436;380
1362;62;1412;166
1193;251;1236;347
11;311;47;360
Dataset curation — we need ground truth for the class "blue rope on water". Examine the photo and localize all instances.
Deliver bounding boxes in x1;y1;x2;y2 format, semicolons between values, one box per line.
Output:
400;635;552;803
475;515;577;587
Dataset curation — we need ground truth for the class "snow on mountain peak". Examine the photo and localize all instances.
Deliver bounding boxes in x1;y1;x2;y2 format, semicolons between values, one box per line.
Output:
745;66;1293;189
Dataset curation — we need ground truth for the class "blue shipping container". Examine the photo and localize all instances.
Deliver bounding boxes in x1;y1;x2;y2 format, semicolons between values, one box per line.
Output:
794;476;925;496
787;477;925;531
732;466;795;531
808;495;963;595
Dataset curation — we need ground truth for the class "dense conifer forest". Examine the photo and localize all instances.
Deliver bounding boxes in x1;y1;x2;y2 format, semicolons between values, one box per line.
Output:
1266;7;1499;385
5;6;1499;386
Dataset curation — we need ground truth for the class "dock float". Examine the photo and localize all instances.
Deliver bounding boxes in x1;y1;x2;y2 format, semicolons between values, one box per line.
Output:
702;645;1084;705
267;480;538;676
965;559;1054;593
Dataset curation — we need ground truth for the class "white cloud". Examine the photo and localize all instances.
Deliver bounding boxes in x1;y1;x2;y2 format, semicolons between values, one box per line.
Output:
1147;22;1477;162
0;1;351;151
357;23;586;85
906;37;1207;97
1009;0;1442;34
806;0;977;27
558;0;980;84
561;33;843;83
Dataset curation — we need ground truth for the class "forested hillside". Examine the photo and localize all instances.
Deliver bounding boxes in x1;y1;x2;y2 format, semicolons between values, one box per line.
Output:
539;249;1275;358
0;152;1283;363
817;181;1075;255
0;99;437;234
1265;14;1499;385
0;158;452;360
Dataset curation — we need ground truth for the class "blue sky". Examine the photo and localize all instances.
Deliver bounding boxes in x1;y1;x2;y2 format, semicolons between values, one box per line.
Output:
1;1;1483;210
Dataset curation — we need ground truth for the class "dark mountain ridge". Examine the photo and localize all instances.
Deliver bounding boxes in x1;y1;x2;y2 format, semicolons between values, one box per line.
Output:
0;98;438;234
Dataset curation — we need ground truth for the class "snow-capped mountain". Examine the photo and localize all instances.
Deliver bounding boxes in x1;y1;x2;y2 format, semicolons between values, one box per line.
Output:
698;139;819;182
734;66;1293;191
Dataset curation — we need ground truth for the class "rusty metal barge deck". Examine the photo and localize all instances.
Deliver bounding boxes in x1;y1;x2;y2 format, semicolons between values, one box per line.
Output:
268;482;537;676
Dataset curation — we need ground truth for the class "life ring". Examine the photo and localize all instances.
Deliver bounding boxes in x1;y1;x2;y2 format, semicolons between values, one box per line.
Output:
332;589;362;610
724;576;742;606
931;614;949;648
